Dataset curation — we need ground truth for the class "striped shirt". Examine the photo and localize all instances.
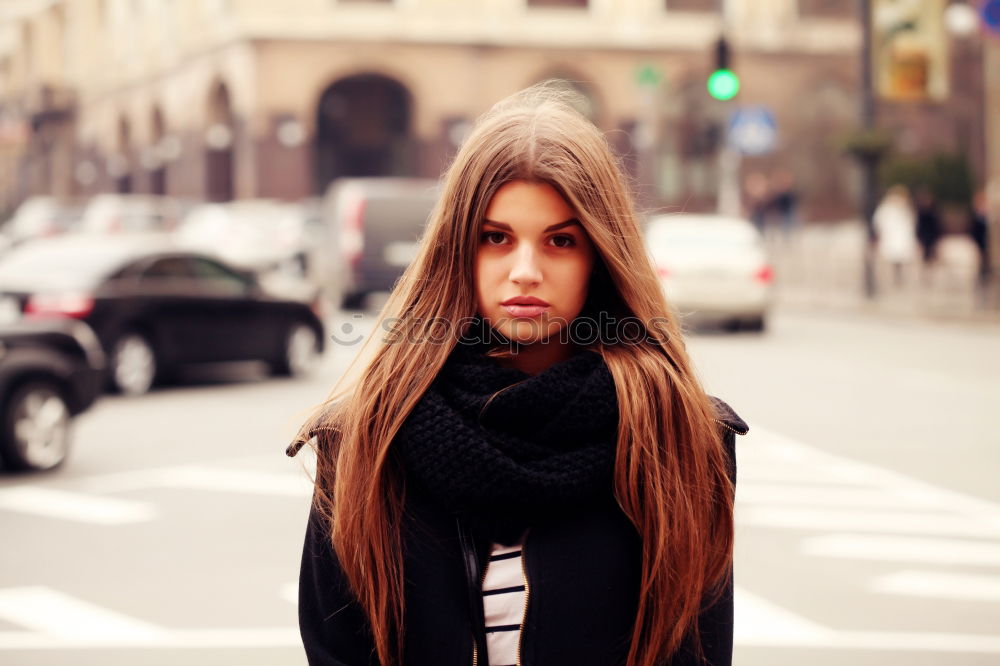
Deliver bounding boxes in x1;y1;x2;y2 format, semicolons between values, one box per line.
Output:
482;541;527;666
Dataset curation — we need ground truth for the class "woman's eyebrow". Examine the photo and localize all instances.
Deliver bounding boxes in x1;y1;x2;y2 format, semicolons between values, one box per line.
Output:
482;218;581;232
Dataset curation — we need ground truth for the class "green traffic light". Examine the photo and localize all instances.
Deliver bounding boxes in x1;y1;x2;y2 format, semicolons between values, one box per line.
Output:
707;69;740;101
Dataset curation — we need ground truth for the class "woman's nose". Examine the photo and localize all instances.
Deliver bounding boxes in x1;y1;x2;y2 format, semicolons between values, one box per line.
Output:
509;245;542;286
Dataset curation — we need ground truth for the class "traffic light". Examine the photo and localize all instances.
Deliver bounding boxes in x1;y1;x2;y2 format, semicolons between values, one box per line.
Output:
707;35;739;101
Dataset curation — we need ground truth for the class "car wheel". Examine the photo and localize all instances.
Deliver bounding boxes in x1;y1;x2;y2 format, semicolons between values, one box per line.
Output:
341;291;367;311
272;323;320;378
723;319;743;333
0;381;72;471
109;332;157;396
744;316;766;333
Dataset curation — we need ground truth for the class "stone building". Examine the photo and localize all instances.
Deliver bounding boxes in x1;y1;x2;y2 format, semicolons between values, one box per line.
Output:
984;24;999;288
0;0;988;222
987;25;1000;199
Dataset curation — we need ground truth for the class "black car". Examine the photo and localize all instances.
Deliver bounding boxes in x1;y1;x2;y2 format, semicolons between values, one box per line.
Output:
0;319;105;471
0;234;326;396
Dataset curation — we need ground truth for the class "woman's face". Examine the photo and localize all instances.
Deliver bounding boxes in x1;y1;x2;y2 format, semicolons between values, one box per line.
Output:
476;180;597;348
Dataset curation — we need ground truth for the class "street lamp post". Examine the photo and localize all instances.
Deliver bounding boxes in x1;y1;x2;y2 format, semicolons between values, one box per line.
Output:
859;0;878;299
714;0;741;217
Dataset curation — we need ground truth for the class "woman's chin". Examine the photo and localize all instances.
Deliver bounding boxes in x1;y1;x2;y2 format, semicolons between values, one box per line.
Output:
498;324;568;347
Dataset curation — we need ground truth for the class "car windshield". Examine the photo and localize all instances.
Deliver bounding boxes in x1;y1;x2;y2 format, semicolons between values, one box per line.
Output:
0;242;134;290
120;212;166;231
646;220;759;248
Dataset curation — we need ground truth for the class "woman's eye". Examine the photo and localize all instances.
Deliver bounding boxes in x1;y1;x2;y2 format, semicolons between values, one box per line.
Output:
550;234;576;248
481;231;507;245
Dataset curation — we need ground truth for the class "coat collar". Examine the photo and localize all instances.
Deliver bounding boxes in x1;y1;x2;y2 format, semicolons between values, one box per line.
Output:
709;395;749;435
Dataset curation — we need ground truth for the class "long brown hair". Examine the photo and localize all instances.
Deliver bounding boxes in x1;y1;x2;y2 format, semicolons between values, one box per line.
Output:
294;83;735;666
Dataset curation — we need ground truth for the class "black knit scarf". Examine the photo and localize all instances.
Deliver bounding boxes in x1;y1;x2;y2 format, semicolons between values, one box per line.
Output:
394;340;620;545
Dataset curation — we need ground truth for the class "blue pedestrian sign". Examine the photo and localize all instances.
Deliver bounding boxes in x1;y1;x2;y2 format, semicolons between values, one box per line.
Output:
983;0;1000;37
727;106;777;156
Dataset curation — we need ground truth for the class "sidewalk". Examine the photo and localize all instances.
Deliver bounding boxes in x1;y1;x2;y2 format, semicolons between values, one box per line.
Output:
767;221;1000;326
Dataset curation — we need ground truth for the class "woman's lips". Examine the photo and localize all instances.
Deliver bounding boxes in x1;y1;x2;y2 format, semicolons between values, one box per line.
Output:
501;304;549;317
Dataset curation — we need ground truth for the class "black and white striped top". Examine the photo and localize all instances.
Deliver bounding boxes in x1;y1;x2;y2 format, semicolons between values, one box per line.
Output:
482;541;527;666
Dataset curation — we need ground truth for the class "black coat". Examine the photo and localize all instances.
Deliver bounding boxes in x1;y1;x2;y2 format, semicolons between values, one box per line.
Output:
297;398;747;666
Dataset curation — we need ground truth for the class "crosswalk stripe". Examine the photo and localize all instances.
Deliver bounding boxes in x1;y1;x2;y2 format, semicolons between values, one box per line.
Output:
801;534;1000;566
735;628;1000;653
77;466;312;497
0;587;165;640
742;424;1000;516
739;466;881;486
0;487;155;525
0;466;312;525
736;483;947;509
150;467;312;497
1;626;998;653
738;506;1000;538
734;586;833;643
0;606;995;653
0;627;301;649
812;630;1000;653
871;570;1000;601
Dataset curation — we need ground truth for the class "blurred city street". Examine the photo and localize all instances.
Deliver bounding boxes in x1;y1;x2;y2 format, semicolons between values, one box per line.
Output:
2;0;999;664
0;305;997;666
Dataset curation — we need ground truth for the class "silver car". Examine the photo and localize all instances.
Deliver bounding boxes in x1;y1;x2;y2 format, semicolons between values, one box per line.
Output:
321;177;440;310
644;213;773;331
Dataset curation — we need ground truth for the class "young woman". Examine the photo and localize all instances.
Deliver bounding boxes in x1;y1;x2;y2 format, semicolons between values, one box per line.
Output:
288;84;748;666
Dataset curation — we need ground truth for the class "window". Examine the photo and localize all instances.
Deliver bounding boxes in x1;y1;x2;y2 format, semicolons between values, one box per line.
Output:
191;257;252;295
527;0;589;8
665;0;716;11
142;257;195;281
108;262;144;283
798;0;853;19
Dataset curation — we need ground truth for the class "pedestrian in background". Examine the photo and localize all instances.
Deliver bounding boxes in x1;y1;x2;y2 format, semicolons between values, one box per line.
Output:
768;167;799;241
287;84;746;666
743;170;769;233
914;186;942;283
971;187;992;307
873;185;918;289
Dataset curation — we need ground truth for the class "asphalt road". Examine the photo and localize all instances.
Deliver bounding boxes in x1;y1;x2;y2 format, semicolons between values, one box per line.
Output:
0;308;997;665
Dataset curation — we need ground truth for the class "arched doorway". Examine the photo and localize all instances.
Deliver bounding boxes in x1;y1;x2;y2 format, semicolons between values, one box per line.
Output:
313;74;414;195
205;81;235;202
150;106;166;195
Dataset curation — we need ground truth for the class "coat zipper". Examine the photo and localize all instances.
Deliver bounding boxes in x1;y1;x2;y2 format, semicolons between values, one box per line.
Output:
472;553;490;666
459;517;488;666
715;418;748;436
516;530;531;666
474;533;531;666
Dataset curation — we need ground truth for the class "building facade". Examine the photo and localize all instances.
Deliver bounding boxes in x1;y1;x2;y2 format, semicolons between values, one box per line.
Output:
986;20;1000;200
0;0;988;222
